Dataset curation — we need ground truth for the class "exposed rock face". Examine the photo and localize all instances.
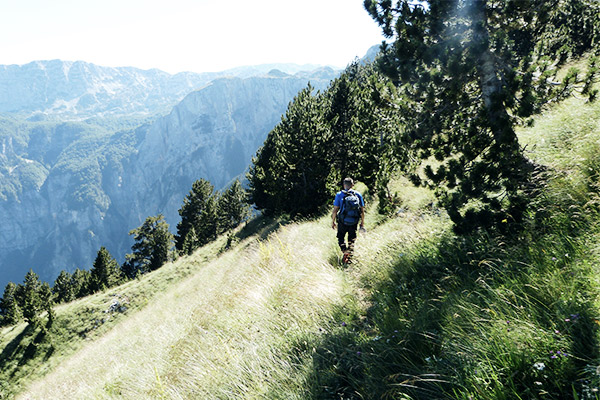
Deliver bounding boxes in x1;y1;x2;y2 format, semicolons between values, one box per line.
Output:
0;65;337;289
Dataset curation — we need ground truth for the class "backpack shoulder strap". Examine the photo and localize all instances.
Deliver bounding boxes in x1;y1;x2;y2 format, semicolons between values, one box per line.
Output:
338;190;348;216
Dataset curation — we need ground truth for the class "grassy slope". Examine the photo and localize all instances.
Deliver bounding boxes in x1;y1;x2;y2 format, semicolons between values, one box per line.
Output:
2;94;600;399
6;190;437;400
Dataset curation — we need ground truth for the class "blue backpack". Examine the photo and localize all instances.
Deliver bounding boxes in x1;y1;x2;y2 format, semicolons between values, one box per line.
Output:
339;190;361;226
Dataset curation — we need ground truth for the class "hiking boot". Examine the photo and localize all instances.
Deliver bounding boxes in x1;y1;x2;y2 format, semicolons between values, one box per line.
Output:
342;251;352;264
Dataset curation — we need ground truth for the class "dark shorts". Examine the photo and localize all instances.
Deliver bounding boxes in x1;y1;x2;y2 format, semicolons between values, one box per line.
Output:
337;222;358;251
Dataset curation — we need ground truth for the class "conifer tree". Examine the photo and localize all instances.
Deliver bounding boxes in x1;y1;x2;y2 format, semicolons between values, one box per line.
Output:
217;179;250;232
71;268;91;298
181;226;200;256
199;195;219;243
176;179;220;254
20;269;43;325
176;179;213;250
365;0;600;232
248;84;333;216
39;282;55;329
325;61;404;191
0;282;22;326
89;247;122;292
53;270;74;303
124;214;174;277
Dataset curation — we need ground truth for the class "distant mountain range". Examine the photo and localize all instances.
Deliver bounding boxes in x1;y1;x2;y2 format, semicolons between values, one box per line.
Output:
0;58;346;290
0;60;339;118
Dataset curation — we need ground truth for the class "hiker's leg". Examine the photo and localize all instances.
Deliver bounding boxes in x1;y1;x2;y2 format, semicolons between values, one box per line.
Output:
337;223;347;251
347;224;358;252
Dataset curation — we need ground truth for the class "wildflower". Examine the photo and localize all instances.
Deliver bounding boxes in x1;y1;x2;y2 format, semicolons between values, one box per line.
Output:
356;351;362;356
565;318;571;322
554;330;560;334
551;355;557;359
533;362;546;371
341;322;347;327
552;257;557;261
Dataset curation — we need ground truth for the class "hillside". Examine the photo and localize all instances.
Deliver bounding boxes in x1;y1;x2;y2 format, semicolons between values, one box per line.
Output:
2;90;600;398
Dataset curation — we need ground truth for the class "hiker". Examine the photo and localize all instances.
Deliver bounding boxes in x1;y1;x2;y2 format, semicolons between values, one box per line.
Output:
331;177;365;262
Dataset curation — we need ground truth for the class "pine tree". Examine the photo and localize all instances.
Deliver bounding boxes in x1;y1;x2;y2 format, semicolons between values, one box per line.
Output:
89;247;122;293
217;179;250;233
199;195;219;244
181;226;200;256
176;179;221;254
125;214;174;277
53;270;74;303
71;268;91;298
20;269;43;325
39;282;55;329
365;0;600;232
176;179;215;252
325;61;404;192
0;282;22;326
248;84;333;216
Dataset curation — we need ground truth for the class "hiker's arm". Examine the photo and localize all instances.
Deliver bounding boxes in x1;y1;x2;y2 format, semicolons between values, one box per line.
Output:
331;206;339;229
360;207;365;228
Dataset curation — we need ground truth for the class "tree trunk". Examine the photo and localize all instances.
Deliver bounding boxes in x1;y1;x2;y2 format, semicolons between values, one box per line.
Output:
470;0;519;150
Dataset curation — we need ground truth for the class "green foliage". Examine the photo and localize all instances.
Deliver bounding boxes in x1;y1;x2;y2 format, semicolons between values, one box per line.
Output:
0;282;22;326
124;215;174;277
89;247;123;293
9;270;54;328
19;270;43;325
248;84;332;216
217;179;250;232
53;270;75;304
52;268;91;303
71;268;92;298
175;179;216;254
175;177;249;256
365;0;600;233
248;62;404;217
39;282;55;329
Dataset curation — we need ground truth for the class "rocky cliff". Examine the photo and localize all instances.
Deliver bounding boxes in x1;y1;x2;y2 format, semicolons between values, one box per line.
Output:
0;66;337;289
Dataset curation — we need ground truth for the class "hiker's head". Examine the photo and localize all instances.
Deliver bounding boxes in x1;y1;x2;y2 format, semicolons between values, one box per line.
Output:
343;177;354;190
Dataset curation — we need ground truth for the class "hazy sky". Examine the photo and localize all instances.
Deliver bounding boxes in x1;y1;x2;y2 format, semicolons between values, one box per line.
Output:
0;0;388;73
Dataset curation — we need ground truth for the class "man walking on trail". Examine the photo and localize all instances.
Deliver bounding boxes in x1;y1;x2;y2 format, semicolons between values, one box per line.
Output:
332;177;365;263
